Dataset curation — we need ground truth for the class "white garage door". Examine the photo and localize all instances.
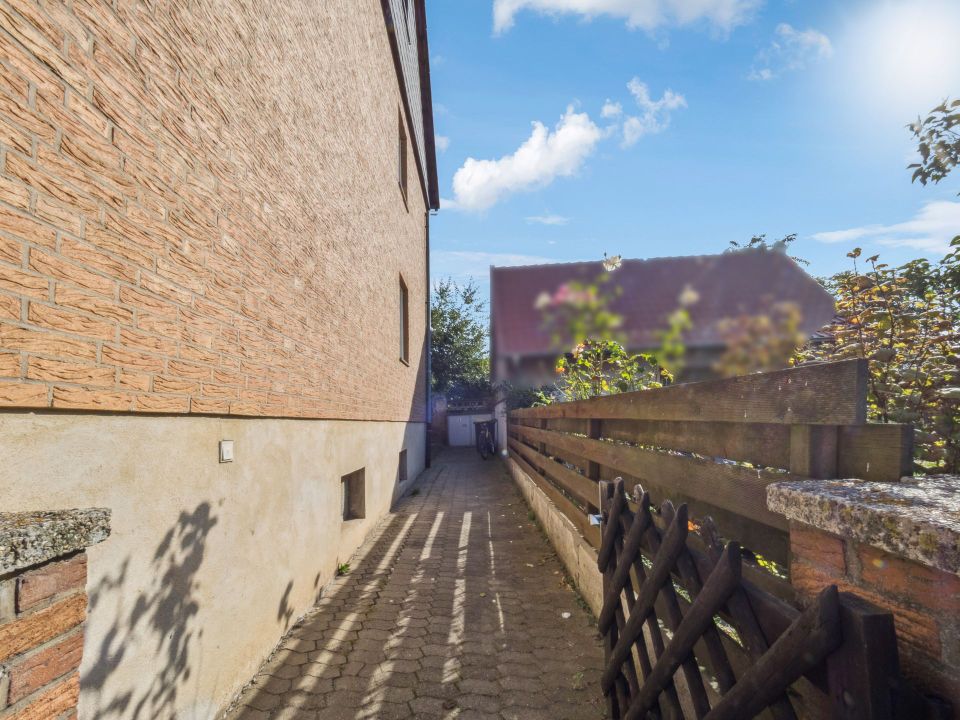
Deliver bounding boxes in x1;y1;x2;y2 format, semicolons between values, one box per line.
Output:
447;413;493;447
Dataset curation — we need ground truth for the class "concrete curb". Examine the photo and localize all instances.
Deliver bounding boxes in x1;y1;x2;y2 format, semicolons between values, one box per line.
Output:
504;456;603;616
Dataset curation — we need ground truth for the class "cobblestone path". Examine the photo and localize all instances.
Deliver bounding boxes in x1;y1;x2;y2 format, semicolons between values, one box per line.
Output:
224;448;607;720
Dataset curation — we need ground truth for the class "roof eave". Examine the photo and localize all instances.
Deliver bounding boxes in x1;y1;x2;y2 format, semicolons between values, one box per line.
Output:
379;0;440;211
415;0;440;210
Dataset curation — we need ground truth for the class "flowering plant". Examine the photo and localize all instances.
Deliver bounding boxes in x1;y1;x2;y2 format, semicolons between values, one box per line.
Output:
551;339;670;402
533;254;678;403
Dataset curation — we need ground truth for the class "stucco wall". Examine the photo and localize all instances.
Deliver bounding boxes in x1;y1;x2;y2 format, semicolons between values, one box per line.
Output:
0;413;426;719
0;0;428;420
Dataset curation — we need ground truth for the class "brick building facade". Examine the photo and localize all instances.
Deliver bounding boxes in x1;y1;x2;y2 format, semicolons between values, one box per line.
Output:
0;0;436;420
0;0;438;717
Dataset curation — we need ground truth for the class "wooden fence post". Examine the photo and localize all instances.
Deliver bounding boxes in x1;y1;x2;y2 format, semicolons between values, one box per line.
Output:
836;424;914;481
789;425;839;479
587;418;601;482
825;593;901;719
538;419;548;454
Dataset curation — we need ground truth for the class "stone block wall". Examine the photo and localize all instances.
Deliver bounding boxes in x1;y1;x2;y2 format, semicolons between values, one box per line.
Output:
770;477;960;713
788;522;960;708
0;509;109;720
0;0;429;421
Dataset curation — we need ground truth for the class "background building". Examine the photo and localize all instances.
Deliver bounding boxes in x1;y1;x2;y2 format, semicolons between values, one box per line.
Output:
0;0;438;717
490;251;836;388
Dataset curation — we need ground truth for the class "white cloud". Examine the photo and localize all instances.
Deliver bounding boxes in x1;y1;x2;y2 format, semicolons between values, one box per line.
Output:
449;106;603;212
621;78;686;146
431;251;564;281
436;135;450;152
749;23;833;81
444;81;685;211
526;214;570;225
492;0;760;35
601;100;623;118
812;201;960;254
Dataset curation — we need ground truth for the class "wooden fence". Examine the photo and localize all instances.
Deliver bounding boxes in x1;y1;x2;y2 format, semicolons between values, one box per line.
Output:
596;478;913;719
506;359;913;577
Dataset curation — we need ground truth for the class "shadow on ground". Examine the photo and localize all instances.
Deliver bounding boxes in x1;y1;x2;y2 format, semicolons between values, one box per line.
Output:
223;448;607;720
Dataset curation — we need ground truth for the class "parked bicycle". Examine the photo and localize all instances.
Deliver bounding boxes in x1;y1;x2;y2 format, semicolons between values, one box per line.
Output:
474;419;497;460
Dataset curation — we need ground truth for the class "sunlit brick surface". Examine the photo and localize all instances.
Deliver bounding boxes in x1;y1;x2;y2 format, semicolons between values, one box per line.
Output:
0;0;427;420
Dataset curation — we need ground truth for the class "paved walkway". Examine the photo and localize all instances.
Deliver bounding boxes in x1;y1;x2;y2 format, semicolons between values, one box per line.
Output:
225;448;607;720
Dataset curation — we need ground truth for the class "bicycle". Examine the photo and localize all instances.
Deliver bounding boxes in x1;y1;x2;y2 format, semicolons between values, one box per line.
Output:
475;419;496;460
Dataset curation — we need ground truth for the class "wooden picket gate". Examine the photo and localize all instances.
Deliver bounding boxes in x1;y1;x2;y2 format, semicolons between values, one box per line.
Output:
597;478;911;719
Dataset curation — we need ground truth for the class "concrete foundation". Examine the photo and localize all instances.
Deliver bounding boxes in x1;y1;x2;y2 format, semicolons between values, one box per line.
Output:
0;412;425;719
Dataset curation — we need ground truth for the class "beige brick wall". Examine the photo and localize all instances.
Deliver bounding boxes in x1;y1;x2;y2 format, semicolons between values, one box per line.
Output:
0;0;428;421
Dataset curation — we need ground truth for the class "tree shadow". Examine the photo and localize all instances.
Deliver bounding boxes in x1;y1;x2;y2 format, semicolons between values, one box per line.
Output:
277;580;295;632
84;502;218;719
226;501;438;717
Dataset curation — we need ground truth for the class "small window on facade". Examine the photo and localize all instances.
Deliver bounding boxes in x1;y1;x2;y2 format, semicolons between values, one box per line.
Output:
398;449;408;483
341;468;365;521
399;275;409;364
398;110;408;204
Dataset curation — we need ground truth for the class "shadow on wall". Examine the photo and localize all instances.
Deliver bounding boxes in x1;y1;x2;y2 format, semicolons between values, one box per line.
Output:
277;581;294;632
84;503;219;719
276;570;328;635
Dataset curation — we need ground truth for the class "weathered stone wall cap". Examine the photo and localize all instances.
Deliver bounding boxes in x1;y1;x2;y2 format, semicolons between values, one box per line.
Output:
0;509;111;575
767;476;960;576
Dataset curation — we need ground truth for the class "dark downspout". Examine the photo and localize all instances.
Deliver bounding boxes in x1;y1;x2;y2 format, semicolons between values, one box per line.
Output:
424;209;432;468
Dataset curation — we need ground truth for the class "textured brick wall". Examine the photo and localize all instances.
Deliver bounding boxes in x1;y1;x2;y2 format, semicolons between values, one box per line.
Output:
0;0;428;421
788;521;960;709
0;553;88;719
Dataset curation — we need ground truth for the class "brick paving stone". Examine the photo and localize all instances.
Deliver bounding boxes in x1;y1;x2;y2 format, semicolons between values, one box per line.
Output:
233;708;271;720
223;449;607;719
501;709;553;720
269;665;301;681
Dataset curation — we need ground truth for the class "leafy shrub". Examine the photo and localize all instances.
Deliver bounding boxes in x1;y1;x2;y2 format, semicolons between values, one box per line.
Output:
796;245;960;473
552;339;669;402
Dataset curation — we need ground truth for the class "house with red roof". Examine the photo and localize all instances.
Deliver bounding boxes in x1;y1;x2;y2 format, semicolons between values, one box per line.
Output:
490;251;836;388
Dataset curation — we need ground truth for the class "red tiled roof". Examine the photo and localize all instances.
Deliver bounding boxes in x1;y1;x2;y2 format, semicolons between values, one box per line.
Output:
490;252;836;356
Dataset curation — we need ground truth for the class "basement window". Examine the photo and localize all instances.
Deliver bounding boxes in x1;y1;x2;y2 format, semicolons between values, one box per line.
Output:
398;109;408;206
341;468;365;521
399;274;409;364
398;449;408;483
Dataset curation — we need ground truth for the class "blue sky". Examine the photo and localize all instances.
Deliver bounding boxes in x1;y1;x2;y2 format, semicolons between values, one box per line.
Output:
425;0;960;296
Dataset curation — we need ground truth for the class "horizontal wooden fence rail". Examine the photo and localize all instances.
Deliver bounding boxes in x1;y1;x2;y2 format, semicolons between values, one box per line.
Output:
511;358;870;424
506;359;913;573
